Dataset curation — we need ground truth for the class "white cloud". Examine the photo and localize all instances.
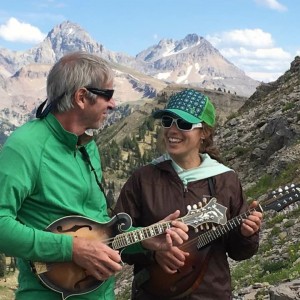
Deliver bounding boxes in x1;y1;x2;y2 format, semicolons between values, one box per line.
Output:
206;28;292;82
254;0;287;12
222;47;291;61
207;29;273;49
246;71;283;82
0;17;46;43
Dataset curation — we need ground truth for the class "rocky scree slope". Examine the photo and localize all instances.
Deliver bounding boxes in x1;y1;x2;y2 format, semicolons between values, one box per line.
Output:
216;56;300;191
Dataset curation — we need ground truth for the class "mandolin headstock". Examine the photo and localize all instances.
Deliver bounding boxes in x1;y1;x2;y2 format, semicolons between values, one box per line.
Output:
183;197;227;229
263;183;300;212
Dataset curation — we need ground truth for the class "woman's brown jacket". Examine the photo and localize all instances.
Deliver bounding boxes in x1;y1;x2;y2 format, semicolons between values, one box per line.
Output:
115;160;259;300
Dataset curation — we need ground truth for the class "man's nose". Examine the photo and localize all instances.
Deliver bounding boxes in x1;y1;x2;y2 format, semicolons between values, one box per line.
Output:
108;97;116;108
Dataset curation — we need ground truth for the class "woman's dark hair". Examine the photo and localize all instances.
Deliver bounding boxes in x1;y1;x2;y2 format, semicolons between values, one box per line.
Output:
200;123;222;163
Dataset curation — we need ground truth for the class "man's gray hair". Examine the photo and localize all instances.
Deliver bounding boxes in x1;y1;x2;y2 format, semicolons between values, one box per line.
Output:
46;51;114;112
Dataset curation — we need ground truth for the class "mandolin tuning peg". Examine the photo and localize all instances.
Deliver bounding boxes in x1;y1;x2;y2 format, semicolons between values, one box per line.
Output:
194;228;199;233
206;223;209;230
193;204;197;209
187;205;191;211
200;225;204;230
202;197;207;204
198;202;202;208
271;192;277;198
278;188;283;193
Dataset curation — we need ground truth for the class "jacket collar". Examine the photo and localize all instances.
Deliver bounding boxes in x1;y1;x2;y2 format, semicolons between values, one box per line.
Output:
44;113;79;150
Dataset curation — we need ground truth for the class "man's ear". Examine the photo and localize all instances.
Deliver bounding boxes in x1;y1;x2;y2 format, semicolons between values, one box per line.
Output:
74;88;86;109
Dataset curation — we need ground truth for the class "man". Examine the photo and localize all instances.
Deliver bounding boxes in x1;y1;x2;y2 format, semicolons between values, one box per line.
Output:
0;52;188;300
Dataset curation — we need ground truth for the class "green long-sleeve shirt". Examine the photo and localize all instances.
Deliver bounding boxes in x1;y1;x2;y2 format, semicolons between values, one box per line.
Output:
0;114;124;299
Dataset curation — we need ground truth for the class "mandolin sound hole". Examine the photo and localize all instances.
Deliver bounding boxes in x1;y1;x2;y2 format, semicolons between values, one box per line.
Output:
74;276;95;290
56;224;92;233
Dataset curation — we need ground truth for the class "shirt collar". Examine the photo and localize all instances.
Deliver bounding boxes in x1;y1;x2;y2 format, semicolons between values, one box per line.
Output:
44;113;79;150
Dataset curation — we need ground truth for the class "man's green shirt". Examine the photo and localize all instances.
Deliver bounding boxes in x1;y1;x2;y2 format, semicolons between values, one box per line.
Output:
0;114;121;299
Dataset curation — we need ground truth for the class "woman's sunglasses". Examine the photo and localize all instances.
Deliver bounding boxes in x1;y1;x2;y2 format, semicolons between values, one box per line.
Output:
161;116;202;131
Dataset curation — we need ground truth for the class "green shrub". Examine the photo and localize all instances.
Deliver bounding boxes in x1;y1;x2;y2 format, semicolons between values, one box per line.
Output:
284;219;296;228
282;102;295;112
262;260;289;274
270;226;281;235
233;146;249;157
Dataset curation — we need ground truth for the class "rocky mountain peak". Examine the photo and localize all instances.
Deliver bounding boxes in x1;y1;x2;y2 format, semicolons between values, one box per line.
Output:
47;20;83;38
156;38;174;47
184;33;203;43
174;33;204;51
33;20;108;63
134;33;258;96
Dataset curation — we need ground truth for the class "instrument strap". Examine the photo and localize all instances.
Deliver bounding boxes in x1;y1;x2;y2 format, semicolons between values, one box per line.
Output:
207;176;216;197
79;146;115;214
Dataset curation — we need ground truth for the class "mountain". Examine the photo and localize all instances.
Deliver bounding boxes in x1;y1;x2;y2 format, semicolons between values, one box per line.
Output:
0;21;167;129
0;21;261;130
135;34;258;97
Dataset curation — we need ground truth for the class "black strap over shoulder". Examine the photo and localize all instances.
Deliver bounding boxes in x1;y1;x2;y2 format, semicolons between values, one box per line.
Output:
207;176;216;197
36;99;53;119
79;146;114;213
36;93;65;119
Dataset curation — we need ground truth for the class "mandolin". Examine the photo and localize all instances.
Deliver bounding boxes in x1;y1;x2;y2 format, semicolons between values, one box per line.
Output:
140;183;300;299
31;197;227;300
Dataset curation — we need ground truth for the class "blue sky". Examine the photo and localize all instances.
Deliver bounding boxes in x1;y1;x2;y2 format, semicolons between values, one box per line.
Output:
0;0;299;82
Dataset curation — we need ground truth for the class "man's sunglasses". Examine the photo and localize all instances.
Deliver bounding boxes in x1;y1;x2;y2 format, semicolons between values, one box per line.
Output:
85;87;114;100
161;116;202;131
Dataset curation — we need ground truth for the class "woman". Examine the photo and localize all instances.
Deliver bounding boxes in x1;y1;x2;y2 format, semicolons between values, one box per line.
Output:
115;89;262;300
